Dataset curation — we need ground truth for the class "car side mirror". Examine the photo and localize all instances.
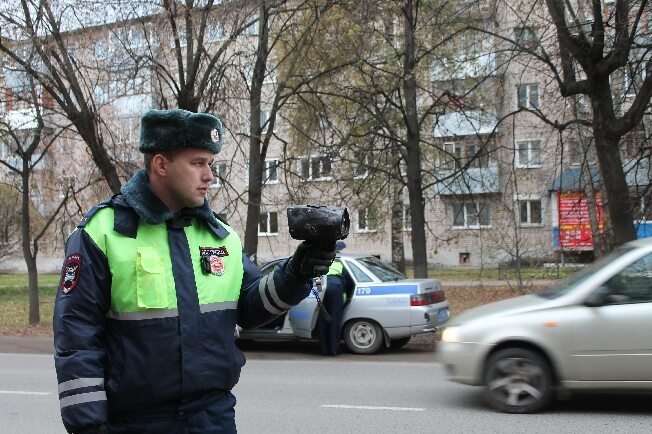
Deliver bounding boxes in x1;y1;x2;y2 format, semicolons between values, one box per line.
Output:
584;286;608;307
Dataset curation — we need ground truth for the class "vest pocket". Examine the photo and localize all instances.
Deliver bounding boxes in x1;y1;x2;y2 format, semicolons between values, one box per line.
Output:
135;247;169;308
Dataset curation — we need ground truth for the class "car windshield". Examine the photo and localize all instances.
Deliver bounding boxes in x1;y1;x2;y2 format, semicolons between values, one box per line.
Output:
537;246;636;299
357;256;406;282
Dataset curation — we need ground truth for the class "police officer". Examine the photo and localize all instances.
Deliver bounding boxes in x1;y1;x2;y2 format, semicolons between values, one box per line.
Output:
317;241;347;356
53;109;335;434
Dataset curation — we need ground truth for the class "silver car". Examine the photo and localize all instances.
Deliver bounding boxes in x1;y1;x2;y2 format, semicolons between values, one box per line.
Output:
238;254;450;354
437;237;652;413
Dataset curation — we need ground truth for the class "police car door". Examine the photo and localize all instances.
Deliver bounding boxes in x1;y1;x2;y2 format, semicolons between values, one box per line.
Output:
288;279;321;338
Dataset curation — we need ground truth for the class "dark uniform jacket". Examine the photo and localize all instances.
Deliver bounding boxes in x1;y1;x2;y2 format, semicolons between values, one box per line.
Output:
53;169;309;433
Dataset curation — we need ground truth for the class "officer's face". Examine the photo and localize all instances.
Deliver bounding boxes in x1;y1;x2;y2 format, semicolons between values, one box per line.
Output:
161;148;215;212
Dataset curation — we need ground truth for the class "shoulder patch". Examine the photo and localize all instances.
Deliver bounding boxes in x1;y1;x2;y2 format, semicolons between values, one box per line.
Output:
61;253;82;294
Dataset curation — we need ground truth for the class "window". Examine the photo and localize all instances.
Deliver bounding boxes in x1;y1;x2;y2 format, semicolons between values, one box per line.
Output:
356;208;377;232
117;116;139;145
513;26;536;45
263;159;278;183
516;140;542;167
452;200;491;228
517;83;539;109
602;253;652;305
260;109;274;133
259;212;278;235
517;197;542;226
621;124;647;159
209;162;228;188
300;155;332;181
441;141;489;169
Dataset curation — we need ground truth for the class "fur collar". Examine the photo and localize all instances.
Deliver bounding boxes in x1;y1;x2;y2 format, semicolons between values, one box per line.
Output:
120;168;220;228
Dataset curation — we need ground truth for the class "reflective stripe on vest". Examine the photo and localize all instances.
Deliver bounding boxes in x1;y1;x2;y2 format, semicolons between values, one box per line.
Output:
83;207;243;316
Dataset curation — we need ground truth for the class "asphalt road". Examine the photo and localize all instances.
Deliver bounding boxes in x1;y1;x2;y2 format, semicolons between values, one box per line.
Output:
1;337;651;434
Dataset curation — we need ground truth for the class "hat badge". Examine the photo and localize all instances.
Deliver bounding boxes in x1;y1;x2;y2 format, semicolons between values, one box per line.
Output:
210;128;220;143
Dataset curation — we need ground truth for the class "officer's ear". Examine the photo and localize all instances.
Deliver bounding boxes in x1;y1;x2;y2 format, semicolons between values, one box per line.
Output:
150;152;172;177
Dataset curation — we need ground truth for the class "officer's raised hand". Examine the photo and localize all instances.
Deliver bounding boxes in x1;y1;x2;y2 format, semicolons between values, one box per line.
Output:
287;241;336;282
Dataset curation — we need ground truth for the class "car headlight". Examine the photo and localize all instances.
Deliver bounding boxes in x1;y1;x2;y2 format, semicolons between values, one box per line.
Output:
441;326;462;343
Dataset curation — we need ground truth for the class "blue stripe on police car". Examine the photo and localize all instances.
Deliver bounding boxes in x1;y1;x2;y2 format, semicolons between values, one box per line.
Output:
355;285;418;296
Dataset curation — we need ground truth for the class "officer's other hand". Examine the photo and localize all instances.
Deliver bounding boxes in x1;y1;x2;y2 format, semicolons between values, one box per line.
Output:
287;241;336;281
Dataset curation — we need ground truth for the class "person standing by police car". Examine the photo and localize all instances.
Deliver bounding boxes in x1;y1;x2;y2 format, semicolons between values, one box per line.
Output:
317;241;347;356
53;108;336;434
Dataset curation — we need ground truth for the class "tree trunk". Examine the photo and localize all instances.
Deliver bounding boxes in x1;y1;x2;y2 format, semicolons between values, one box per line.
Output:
21;167;39;325
390;181;406;273
402;0;429;278
244;141;263;259
592;92;637;248
243;2;269;260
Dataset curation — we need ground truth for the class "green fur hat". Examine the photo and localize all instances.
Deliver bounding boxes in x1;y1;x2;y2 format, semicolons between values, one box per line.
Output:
139;108;223;154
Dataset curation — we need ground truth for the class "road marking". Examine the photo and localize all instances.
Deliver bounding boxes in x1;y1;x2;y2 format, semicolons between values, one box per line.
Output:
321;404;425;412
0;390;52;396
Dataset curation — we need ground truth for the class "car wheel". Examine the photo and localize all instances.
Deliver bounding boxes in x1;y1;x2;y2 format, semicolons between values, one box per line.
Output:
344;319;384;354
483;348;553;414
389;337;411;349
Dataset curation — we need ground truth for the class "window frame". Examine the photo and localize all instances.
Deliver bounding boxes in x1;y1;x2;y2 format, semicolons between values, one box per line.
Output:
263;159;279;184
258;211;279;236
299;155;333;181
515;139;543;168
356;207;378;233
209;162;228;188
517;83;540;109
515;195;543;227
452;200;492;229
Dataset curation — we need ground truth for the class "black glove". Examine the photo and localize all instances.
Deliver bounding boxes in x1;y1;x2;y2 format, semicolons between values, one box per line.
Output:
75;424;108;434
287;241;336;281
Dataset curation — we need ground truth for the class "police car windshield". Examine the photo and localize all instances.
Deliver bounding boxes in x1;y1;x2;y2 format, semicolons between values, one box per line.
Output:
358;257;406;282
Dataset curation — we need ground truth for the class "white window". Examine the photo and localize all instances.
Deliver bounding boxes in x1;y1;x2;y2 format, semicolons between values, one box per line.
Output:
300;155;332;181
517;83;539;109
516;197;543;226
452;200;491;228
441;141;488;169
259;211;278;235
209;162;228;188
263;159;278;184
244;13;258;36
117;116;140;145
260;109;275;133
516;140;542;168
356;208;377;232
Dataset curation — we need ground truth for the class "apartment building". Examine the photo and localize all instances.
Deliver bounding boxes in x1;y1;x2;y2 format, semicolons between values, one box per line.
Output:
1;0;650;269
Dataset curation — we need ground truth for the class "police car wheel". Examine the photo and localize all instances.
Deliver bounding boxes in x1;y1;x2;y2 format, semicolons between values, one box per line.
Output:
483;348;554;413
343;319;384;355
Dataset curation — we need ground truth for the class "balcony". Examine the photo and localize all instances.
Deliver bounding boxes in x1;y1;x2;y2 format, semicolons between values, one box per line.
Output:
433;110;498;138
435;163;500;195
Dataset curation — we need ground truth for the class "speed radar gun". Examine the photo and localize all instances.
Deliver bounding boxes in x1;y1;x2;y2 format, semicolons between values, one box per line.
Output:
287;205;350;322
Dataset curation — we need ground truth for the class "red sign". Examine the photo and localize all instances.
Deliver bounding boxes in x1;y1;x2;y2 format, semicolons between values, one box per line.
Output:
558;192;603;250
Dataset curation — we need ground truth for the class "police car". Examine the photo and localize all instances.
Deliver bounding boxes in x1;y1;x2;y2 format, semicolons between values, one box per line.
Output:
238;254;450;354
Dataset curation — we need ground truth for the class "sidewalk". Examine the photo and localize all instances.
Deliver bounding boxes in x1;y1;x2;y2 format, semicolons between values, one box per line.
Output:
0;335;53;354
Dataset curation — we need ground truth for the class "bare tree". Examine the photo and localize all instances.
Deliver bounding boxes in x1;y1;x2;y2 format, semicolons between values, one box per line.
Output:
0;75;70;325
0;0;123;192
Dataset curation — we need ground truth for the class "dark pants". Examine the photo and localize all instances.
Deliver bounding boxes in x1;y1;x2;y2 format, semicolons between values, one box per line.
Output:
318;275;344;356
108;391;237;434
